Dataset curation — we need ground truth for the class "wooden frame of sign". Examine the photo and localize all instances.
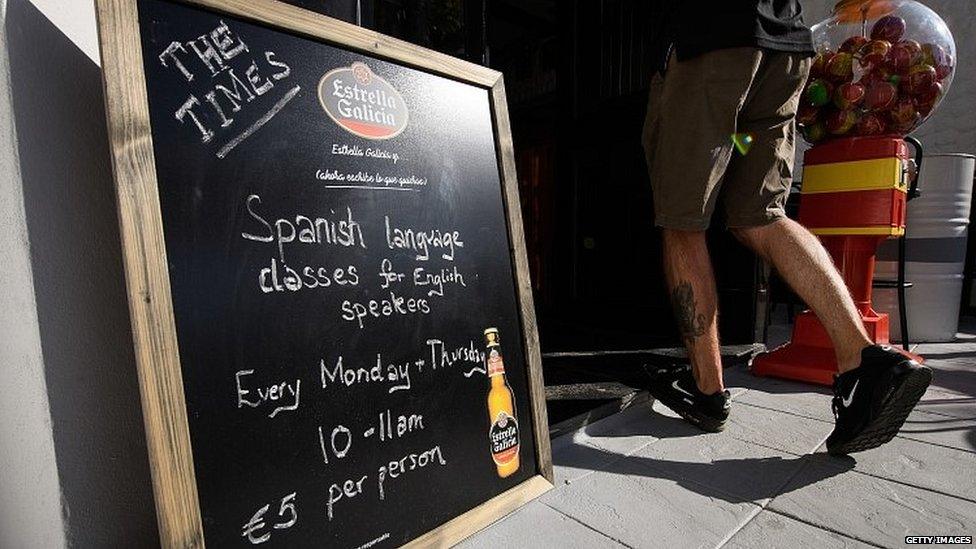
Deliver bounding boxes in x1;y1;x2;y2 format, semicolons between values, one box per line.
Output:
94;0;553;546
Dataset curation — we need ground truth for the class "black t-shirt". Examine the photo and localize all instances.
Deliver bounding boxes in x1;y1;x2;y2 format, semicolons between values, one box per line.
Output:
668;0;814;61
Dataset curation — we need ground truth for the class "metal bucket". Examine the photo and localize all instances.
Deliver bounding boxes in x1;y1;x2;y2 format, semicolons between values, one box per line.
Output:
874;153;976;342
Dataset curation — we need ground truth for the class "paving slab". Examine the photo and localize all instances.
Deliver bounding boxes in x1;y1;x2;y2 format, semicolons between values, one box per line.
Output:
916;388;976;419
550;397;726;487
725;400;832;455
721;366;777;400
734;383;835;423
926;366;976;398
550;430;629;487
633;433;822;506
724;510;873;549
541;463;762;549
916;341;976;355
457;501;625;549
576;400;662;456
809;435;976;502
914;344;976;397
769;457;976;547
549;400;665;487
896;409;976;454
725;366;832;395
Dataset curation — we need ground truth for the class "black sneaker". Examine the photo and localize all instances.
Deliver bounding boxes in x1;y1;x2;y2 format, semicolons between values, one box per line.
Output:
826;345;932;455
642;364;730;432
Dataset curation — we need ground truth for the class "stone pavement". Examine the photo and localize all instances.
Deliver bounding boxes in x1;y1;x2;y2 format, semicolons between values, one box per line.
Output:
461;338;976;548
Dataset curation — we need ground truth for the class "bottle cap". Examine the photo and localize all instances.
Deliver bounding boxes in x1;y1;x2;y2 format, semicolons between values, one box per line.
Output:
484;327;499;336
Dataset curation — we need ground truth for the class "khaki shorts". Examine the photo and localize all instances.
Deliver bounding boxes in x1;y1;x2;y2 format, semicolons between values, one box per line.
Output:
642;47;811;230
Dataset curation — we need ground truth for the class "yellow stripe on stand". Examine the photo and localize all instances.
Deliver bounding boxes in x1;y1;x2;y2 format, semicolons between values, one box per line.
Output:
803;158;906;194
810;226;905;237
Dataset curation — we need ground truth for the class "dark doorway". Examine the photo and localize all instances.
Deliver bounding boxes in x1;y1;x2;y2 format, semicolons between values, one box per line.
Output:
283;0;763;353
486;0;764;353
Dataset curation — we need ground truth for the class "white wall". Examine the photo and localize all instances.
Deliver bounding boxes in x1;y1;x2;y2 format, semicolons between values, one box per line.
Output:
22;0;99;63
0;0;159;546
0;1;67;547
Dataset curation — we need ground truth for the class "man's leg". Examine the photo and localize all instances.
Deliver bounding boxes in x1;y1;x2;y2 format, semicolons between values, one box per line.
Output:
721;51;930;454
640;48;762;431
662;229;724;394
735;217;932;455
731;218;871;372
649;228;732;432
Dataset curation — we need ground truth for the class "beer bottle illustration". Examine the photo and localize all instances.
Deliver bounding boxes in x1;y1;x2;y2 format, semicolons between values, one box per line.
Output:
484;327;520;478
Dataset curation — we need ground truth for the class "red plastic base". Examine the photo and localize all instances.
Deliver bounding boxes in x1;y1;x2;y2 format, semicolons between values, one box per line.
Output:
752;310;923;386
751;340;839;386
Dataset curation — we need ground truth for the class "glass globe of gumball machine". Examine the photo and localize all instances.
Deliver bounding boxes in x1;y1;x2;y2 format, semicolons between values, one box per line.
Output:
753;0;957;385
800;0;956;142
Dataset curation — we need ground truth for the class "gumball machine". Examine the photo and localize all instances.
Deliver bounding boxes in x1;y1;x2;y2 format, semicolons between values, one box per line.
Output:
753;0;956;385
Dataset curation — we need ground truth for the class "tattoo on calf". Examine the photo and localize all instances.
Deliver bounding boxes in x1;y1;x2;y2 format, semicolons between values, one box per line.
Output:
671;281;707;340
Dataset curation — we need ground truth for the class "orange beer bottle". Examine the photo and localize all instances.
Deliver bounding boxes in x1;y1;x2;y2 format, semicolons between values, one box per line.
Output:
484;327;520;478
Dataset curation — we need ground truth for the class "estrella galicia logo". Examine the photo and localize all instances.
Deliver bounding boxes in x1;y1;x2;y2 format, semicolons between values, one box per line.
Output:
318;62;408;140
489;412;520;465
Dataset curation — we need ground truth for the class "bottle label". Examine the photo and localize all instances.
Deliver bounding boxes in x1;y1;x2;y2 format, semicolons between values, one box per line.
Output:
489;412;520;466
487;348;505;377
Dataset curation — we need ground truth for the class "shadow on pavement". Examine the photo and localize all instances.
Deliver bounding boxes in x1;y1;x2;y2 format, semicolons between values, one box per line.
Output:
920;364;976;397
917;351;976;361
901;403;976;452
554;442;855;504
581;408;706;440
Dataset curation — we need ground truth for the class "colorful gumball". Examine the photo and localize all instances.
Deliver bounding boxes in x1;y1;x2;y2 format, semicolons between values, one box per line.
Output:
797;104;820;126
886;40;923;74
914;79;943;105
802;122;827;143
805;79;833;107
921;42;947;68
915;101;934;119
858;66;895;89
825;52;854;82
857;40;891;68
902;63;937;95
937;54;954;81
885;47;913;75
833;81;866;109
855;112;887;136
901;39;923;58
858;73;878;89
889;97;920;132
871;15;906;43
864;81;898;112
921;43;954;81
914;80;943;117
840;35;869;54
810;51;835;78
880;65;902;87
826;109;859;135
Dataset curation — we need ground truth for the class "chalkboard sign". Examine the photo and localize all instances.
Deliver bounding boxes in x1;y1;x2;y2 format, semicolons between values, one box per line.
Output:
94;0;552;546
